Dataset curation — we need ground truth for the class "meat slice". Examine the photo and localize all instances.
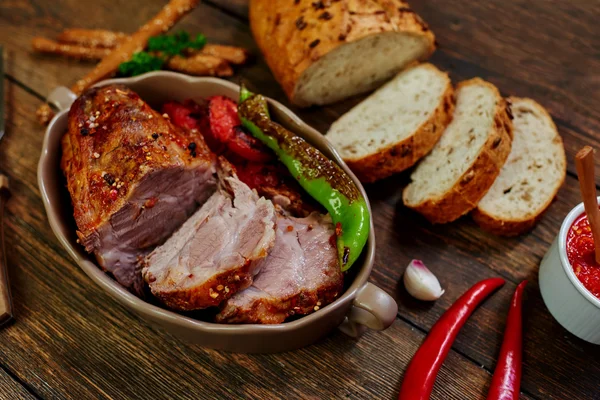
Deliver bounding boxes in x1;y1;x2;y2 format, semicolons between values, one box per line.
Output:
61;84;217;294
142;165;276;310
216;211;343;324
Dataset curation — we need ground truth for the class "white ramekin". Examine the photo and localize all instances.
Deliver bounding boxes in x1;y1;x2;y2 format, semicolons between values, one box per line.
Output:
539;197;600;344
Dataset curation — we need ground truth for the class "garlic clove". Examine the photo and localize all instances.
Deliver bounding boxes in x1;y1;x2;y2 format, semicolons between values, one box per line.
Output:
403;259;445;301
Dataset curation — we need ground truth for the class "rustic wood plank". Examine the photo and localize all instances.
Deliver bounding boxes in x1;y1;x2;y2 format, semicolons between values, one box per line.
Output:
0;368;36;400
0;79;532;400
367;172;600;400
0;0;599;399
206;0;247;19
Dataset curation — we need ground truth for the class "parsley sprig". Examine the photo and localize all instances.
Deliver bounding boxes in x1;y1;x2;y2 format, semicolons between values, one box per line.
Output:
118;31;207;77
148;31;206;55
118;52;165;77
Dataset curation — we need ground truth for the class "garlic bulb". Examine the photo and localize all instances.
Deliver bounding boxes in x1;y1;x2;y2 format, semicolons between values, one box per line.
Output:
403;259;445;301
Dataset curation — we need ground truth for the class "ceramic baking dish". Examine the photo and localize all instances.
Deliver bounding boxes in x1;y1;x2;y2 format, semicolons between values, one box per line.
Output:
38;71;398;353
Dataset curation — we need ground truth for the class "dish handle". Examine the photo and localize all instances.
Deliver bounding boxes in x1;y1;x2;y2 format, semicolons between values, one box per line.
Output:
338;282;398;338
47;86;78;112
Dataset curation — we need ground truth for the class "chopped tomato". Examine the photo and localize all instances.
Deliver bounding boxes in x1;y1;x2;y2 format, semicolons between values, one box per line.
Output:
207;96;272;162
166;96;273;162
208;96;239;142
227;126;273;162
235;162;282;189
162;101;197;130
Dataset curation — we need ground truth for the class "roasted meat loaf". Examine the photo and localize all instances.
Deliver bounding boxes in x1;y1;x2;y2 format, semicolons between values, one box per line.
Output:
61;84;217;294
216;210;343;324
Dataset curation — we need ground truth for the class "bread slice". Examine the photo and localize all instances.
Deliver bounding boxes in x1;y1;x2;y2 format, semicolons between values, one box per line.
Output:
249;0;435;107
326;63;454;183
472;98;566;235
402;78;513;224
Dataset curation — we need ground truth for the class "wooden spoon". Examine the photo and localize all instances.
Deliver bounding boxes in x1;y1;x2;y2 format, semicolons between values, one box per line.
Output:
575;146;600;264
0;174;13;326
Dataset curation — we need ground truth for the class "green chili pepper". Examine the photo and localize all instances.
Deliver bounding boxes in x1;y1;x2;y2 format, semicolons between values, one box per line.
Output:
238;87;370;271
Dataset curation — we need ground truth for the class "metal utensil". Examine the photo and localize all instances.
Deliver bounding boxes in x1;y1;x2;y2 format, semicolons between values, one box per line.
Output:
0;46;14;326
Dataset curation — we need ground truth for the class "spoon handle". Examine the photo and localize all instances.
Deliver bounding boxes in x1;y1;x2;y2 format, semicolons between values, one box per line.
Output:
575;146;600;264
0;175;13;326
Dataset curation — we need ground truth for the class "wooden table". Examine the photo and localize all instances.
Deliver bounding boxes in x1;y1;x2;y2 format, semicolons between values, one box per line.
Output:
1;1;600;398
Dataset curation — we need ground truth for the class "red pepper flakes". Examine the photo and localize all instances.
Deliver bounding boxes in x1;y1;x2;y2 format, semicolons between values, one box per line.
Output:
144;197;158;209
335;222;342;236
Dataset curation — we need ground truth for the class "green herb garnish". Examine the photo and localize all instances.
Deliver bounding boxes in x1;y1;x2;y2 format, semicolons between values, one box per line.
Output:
118;31;207;77
118;52;165;77
147;31;207;56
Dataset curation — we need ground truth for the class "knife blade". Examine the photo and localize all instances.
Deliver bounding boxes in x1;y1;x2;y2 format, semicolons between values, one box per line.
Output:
0;45;14;327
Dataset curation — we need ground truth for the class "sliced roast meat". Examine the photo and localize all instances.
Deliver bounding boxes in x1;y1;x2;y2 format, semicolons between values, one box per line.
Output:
61;84;217;294
216;211;343;324
142;166;276;310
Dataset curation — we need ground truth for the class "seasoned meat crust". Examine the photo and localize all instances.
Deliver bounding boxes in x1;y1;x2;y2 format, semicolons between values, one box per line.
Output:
61;84;217;293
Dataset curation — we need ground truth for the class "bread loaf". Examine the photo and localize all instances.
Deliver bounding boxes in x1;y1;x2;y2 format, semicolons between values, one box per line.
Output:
402;78;513;224
326;63;454;182
472;97;566;235
249;0;435;107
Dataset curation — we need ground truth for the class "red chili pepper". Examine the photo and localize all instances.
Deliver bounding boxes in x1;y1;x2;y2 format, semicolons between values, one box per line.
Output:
398;278;505;400
486;280;527;400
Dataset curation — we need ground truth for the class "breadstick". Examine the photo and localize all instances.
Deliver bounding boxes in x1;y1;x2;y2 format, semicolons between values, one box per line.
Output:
191;44;249;65
71;0;200;94
32;37;111;61
35;49;231;125
57;29;128;48
56;28;250;65
35;0;199;125
166;53;233;77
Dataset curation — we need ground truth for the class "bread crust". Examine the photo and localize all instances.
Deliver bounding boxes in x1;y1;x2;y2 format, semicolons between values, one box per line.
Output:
344;64;455;183
471;208;546;237
249;0;435;106
472;97;566;236
402;78;514;224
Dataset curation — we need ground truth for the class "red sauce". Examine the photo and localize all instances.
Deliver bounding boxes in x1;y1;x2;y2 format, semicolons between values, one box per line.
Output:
566;212;600;298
